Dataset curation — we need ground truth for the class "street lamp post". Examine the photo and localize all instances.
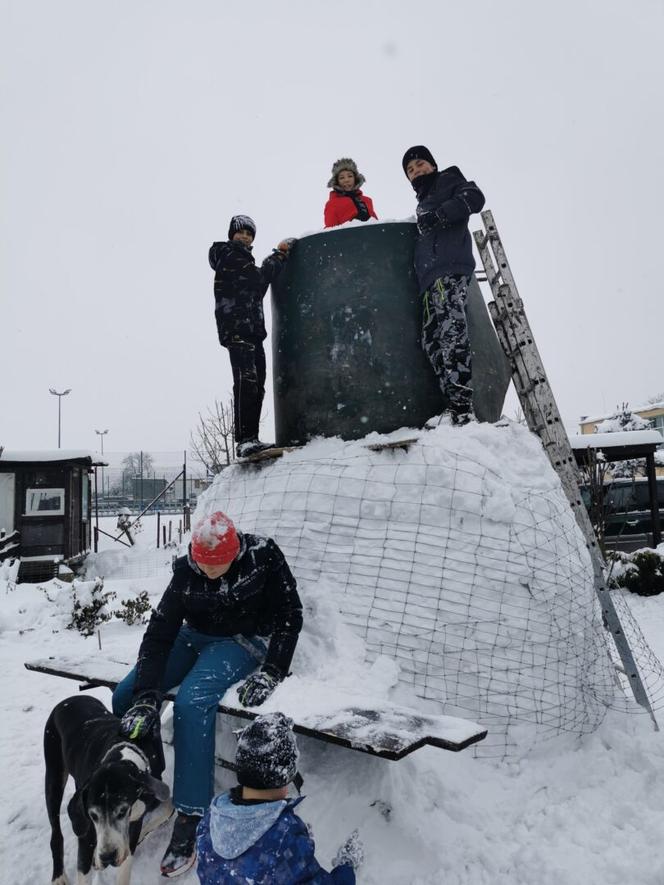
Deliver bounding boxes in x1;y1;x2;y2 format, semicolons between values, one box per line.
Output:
95;429;109;504
49;388;72;448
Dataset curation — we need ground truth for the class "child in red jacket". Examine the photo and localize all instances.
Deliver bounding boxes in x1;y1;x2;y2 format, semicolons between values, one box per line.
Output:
324;158;377;228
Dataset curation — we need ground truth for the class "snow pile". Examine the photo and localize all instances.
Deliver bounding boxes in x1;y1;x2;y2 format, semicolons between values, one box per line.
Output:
4;429;664;883
0;556;20;583
196;421;620;756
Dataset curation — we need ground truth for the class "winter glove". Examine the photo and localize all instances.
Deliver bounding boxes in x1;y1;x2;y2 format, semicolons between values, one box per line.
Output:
277;237;298;254
237;668;281;707
119;692;161;741
354;200;370;222
417;208;451;234
332;829;364;872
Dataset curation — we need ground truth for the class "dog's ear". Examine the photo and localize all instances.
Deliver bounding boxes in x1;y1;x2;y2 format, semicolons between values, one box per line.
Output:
67;785;91;837
139;772;170;803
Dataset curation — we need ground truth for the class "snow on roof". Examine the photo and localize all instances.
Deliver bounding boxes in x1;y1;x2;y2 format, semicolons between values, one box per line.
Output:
569;430;663;450
0;449;96;463
580;401;664;424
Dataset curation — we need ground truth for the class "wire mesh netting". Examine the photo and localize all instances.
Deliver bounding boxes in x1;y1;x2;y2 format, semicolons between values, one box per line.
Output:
199;428;664;757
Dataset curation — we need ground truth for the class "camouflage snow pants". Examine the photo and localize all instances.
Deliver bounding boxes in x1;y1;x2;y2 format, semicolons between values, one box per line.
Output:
421;275;473;415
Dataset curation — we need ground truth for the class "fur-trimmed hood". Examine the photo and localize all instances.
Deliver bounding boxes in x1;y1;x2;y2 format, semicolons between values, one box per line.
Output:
327;157;366;189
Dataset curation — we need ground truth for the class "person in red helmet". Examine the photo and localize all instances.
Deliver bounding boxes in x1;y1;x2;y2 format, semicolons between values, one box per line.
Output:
112;511;303;879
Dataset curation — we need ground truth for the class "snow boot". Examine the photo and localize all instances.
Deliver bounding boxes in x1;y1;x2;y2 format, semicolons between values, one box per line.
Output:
425;414;453;429
160;812;200;878
451;409;476;427
236;439;274;459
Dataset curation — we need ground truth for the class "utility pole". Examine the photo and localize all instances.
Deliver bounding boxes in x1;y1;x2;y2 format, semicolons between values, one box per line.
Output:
49;388;71;448
95;429;108;504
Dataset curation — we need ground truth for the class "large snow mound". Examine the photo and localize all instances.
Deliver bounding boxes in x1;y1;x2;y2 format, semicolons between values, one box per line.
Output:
197;421;621;756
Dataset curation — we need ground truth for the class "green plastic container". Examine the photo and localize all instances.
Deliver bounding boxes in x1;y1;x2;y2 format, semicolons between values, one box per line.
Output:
271;222;509;445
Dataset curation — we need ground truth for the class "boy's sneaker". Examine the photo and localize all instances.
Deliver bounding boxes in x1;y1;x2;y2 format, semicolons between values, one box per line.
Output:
160;812;200;878
236;439;274;458
425;414;452;429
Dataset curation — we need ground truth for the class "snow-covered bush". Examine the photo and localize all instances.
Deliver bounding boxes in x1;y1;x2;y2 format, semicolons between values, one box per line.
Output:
595;403;653;479
595;404;651;434
115;590;152;625
67;578;116;635
610;548;664;597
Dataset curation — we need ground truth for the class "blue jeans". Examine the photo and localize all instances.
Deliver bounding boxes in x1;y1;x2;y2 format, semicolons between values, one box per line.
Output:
113;625;264;815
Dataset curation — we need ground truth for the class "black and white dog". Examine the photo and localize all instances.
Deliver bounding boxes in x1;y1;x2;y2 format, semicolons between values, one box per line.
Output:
45;695;171;885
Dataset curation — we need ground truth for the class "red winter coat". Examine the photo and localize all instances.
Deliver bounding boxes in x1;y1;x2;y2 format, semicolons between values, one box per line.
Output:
323;189;378;228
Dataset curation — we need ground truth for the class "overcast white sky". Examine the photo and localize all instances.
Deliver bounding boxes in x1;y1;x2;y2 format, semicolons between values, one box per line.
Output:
2;0;662;458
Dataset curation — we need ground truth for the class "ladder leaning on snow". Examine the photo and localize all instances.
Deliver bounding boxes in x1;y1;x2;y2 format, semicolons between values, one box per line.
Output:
473;210;658;727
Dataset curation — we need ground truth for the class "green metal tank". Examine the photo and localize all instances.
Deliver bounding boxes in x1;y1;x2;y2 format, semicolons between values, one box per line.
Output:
271;222;509;445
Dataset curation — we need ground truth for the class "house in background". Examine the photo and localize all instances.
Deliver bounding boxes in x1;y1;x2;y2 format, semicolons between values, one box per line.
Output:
579;400;664;437
0;449;97;581
579;400;664;478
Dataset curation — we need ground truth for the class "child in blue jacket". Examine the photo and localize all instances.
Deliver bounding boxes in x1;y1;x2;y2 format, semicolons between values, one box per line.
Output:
197;712;362;884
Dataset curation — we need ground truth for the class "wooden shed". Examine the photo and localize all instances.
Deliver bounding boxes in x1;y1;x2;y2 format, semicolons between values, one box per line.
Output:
0;449;97;581
570;429;662;549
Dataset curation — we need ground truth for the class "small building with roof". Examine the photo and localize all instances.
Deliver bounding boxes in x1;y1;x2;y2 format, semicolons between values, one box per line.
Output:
0;449;98;581
570;429;663;549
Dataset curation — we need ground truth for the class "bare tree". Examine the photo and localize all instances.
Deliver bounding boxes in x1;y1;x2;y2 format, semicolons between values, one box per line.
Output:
121;451;154;477
190;399;235;474
646;392;664;405
579;448;612;549
110;451;155;494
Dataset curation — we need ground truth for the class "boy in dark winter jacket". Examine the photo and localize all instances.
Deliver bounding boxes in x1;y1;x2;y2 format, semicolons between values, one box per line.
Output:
402;146;485;425
197;712;363;884
209;215;296;458
113;511;303;878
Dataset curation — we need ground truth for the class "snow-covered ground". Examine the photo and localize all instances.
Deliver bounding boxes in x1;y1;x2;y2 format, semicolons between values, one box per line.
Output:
3;426;664;884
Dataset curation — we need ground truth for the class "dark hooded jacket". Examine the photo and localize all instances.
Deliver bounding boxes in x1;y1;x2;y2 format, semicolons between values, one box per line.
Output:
412;166;485;291
209;241;287;345
133;533;303;696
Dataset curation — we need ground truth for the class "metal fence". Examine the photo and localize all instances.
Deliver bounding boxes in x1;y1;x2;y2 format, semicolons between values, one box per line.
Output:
92;450;212;514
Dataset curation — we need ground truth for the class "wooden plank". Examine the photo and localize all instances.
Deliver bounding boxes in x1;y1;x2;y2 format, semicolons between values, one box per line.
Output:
24;656;487;759
365;438;419;452
236;446;300;465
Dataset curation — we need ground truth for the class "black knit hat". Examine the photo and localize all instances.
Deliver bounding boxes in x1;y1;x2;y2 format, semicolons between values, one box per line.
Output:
228;214;256;240
235;712;299;789
402;145;437;176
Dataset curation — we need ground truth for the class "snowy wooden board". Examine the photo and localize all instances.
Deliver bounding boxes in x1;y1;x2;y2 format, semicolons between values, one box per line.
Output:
237;446;301;464
364;438;419;452
25;656;487;759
